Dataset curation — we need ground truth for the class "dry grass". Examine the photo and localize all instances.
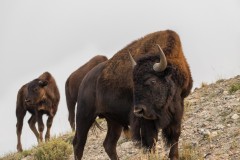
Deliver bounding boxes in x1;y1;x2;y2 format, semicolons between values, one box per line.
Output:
200;82;208;88
127;137;203;160
1;132;74;160
180;143;203;160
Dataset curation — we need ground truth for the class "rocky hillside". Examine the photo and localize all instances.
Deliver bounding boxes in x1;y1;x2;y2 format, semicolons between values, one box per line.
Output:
1;75;240;160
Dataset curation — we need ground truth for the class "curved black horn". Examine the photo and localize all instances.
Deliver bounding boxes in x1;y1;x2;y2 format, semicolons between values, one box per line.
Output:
153;44;167;72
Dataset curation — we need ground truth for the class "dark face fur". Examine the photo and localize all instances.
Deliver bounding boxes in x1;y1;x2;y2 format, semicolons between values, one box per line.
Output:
133;55;175;121
25;79;48;106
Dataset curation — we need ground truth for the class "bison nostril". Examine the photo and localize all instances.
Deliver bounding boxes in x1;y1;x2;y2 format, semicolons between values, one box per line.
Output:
134;107;143;114
25;99;30;103
133;105;146;117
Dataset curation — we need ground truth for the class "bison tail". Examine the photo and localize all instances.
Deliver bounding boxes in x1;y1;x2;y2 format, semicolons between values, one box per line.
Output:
91;119;105;136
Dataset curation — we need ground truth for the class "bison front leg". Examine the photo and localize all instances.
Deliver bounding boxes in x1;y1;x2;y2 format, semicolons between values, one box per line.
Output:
16;108;26;152
28;115;39;142
162;122;181;160
73;116;95;160
37;112;44;143
45;116;53;141
103;120;122;160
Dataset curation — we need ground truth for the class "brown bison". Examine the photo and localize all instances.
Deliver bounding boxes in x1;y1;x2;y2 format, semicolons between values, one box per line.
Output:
16;72;60;152
73;30;192;160
65;55;108;131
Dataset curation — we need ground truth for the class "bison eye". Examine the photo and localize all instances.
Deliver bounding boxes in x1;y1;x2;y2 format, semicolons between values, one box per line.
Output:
145;78;157;86
151;80;157;85
34;88;38;92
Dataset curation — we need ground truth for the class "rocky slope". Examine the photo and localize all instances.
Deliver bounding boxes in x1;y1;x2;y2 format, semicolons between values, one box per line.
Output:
69;75;240;160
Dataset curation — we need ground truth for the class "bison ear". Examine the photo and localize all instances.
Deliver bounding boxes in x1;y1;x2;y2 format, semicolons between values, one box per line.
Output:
39;80;48;87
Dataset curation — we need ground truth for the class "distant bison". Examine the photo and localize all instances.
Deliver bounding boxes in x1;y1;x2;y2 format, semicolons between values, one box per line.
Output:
65;55;108;130
73;30;192;160
16;72;60;152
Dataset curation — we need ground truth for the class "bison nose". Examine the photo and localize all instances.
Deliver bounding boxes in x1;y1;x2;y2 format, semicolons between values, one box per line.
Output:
133;105;146;117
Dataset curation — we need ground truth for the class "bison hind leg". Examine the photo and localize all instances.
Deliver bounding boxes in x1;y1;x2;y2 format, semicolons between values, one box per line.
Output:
66;98;76;131
16;108;26;152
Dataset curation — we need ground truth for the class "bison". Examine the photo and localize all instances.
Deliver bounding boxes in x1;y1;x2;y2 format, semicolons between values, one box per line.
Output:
65;55;108;130
73;30;192;160
16;72;60;152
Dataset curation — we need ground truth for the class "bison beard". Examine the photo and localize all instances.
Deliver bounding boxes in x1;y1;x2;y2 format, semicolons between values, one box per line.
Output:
73;30;192;160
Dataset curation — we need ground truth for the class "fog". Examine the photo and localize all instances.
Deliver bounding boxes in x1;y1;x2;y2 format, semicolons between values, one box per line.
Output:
0;0;239;155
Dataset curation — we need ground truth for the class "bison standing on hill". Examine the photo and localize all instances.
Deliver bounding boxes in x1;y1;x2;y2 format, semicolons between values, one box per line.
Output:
73;30;192;160
16;72;60;152
65;55;108;131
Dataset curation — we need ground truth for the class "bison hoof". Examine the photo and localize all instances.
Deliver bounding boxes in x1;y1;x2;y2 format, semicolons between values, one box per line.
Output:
17;144;23;152
45;135;50;141
71;123;75;131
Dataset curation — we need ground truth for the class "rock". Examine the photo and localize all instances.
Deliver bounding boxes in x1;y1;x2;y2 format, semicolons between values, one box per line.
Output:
231;114;239;120
120;141;133;149
223;91;228;95
198;128;205;134
216;124;225;129
203;129;211;137
211;131;218;137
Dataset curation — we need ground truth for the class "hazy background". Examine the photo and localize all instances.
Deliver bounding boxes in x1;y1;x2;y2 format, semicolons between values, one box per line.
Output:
0;0;239;155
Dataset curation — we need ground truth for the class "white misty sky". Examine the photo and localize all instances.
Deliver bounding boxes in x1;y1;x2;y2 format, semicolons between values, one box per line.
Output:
0;0;240;156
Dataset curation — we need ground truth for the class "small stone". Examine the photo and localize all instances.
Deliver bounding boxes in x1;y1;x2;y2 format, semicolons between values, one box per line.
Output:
198;128;205;134
211;131;218;137
203;130;211;137
231;114;239;120
216;124;225;129
223;91;228;95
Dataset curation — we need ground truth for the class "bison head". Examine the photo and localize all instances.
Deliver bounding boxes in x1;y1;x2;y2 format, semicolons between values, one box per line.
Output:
25;79;48;107
130;45;178;127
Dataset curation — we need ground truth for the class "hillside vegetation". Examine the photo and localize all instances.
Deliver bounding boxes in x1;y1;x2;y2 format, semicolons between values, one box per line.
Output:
1;75;240;160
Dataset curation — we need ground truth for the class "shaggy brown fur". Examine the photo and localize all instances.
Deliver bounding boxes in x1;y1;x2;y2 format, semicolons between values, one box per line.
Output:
16;72;60;152
73;30;192;160
102;30;192;95
65;55;108;130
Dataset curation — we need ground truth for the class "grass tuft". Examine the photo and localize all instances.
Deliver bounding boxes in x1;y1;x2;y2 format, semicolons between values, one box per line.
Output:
180;143;203;160
229;83;240;94
33;138;72;160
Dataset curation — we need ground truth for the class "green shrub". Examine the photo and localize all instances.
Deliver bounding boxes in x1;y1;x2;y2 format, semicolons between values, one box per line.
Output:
229;83;240;94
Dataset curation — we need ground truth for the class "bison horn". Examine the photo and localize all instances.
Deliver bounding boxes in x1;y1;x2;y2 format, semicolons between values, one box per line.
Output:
153;44;167;72
128;51;136;67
